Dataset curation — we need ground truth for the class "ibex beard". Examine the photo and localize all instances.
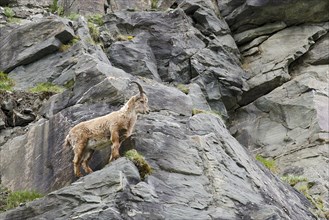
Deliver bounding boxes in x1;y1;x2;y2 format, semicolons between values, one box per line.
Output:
64;81;150;177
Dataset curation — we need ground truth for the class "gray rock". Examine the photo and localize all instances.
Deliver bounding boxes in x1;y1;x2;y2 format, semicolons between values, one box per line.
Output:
234;21;287;45
15;0;52;8
0;103;116;193
107;0;151;12
0;116;5;129
239;24;327;105
183;3;230;36
239;35;269;52
0;17;75;72
157;0;176;10
104;9;206;83
230;71;329;212
242;47;259;57
0;112;317;219
144;81;193;116
222;0;329;33
188;83;211;111
0;0;10;6
107;33;161;81
191;47;249;110
59;0;106;16
302;33;329;65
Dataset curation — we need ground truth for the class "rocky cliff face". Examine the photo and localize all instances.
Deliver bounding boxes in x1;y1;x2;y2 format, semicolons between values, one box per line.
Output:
0;0;328;219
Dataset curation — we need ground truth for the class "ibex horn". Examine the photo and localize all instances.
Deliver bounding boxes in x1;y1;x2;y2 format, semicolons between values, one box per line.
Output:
130;81;145;95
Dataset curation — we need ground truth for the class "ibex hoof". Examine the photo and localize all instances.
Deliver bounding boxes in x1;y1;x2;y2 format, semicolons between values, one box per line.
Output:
76;173;83;178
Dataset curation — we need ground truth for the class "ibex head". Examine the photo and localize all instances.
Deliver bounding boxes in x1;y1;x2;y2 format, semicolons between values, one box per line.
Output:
130;81;150;114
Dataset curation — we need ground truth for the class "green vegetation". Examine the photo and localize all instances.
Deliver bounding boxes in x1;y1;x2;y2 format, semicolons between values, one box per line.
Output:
5;190;43;210
296;184;327;217
281;175;308;186
4;7;14;18
29;82;65;94
87;21;100;43
151;0;158;9
58;37;80;52
116;34;134;41
0;72;15;91
0;186;43;212
125;149;152;179
86;14;105;44
64;79;75;89
66;13;80;21
3;7;20;23
87;14;104;26
50;0;64;16
176;84;189;94
255;155;277;173
192;108;223;119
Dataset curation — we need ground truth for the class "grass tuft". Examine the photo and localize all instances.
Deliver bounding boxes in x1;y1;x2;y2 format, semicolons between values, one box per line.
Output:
176;84;189;94
0;72;15;91
192;108;223;119
151;0;158;9
87;14;104;26
58;36;80;52
116;34;134;41
29;82;65;94
255;155;277;173
4;7;14;18
281;175;308;186
66;13;80;21
87;22;100;43
5;190;43;210
50;0;64;15
124;149;152;179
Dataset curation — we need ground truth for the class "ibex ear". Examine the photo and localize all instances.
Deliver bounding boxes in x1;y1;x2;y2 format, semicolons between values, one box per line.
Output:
127;95;138;109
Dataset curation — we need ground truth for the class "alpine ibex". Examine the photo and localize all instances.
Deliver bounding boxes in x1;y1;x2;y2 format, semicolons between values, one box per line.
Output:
64;81;150;177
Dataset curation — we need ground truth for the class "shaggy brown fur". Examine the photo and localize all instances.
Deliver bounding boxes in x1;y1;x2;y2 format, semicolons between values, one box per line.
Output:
64;82;150;177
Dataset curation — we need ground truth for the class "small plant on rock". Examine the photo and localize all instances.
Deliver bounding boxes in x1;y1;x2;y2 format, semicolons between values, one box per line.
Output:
255;155;277;173
124;149;152;179
87;21;100;43
116;34;134;41
3;7;20;24
176;84;189;94
192;108;223;120
29;82;65;94
151;0;158;9
296;184;327;217
5;190;43;210
0;72;15;91
281;175;308;186
50;0;64;16
4;7;14;18
59;36;80;52
64;79;75;89
66;13;80;21
87;14;104;26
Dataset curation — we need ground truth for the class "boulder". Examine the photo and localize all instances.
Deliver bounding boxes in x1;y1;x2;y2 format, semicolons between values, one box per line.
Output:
59;0;106;16
234;21;286;45
239;24;327;105
14;0;52;8
8;17;109;92
219;0;329;33
107;0;152;12
230;71;329;213
104;9;206;83
0;113;317;219
0;17;75;73
103;7;247;112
